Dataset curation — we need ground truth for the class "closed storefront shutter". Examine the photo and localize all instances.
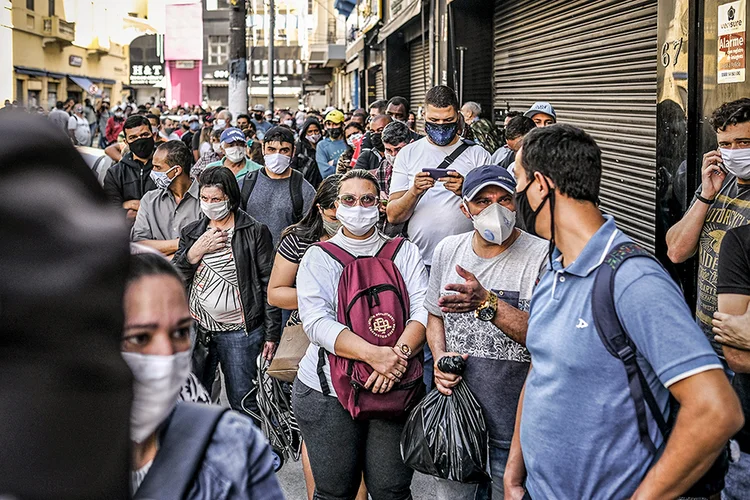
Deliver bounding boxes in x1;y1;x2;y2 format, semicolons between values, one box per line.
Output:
410;37;429;133
375;69;385;100
493;0;658;250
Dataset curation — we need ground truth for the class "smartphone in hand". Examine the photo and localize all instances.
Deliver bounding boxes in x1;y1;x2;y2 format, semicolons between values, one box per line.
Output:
422;168;456;180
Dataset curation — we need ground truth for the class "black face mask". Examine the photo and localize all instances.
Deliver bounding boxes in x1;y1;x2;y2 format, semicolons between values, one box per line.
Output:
516;177;556;265
424;121;459;146
254;113;263;120
129;136;155;159
328;127;343;139
371;132;384;152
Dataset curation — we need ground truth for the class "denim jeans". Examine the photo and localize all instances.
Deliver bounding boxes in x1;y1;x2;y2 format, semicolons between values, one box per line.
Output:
196;326;264;416
292;379;414;500
723;451;750;500
434;445;509;500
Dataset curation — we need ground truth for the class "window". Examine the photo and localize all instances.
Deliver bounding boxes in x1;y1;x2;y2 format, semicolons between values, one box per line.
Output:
26;0;34;11
208;35;229;66
278;59;285;75
48;0;54;16
253;60;261;75
47;82;57;110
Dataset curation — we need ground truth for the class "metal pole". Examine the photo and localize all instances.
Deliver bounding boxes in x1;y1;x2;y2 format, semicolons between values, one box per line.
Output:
268;0;275;112
228;0;248;123
458;46;466;104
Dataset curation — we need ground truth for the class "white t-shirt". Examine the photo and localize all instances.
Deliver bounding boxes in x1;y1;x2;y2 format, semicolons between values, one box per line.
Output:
68;115;91;145
390;138;491;265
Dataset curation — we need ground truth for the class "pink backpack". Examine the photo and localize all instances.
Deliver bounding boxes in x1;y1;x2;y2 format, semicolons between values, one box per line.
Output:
315;237;425;420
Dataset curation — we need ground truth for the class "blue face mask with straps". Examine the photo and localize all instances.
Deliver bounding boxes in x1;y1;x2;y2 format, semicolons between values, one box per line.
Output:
425;121;459;146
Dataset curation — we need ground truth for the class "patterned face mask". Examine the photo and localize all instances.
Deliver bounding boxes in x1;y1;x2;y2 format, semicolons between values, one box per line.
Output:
424;121;459;146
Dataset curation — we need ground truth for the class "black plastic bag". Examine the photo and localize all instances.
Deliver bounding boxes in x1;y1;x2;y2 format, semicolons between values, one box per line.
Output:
400;356;490;483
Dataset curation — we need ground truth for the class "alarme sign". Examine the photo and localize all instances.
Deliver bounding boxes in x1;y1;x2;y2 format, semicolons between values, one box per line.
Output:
718;0;746;84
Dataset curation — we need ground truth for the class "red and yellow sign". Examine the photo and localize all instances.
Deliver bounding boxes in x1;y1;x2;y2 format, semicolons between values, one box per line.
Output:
718;0;746;84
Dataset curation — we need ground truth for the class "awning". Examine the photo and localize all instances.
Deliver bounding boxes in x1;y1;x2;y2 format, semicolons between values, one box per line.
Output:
378;0;422;43
334;0;356;18
68;75;102;96
14;66;46;77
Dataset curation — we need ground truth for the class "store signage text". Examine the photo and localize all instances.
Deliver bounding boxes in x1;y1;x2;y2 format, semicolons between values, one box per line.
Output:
69;55;82;67
130;64;164;85
718;0;746;84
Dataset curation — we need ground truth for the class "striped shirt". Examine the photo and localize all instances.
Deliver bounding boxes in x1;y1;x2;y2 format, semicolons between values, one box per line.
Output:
277;232;316;326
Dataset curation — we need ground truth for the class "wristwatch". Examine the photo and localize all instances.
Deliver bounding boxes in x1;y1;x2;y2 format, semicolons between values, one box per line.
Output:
474;291;498;322
396;343;412;358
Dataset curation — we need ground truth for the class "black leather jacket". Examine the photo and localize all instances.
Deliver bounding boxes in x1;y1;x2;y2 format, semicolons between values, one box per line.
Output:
173;210;282;342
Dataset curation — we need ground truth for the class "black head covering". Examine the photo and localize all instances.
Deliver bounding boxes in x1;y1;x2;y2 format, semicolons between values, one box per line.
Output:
0;112;132;498
296;117;322;157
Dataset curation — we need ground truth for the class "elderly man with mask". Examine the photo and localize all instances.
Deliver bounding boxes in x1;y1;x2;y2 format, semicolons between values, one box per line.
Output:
425;165;547;499
206;127;262;188
68;103;91;146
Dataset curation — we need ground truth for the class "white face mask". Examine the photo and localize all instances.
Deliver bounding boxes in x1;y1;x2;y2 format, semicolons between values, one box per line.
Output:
212;142;223;154
346;133;363;147
214;119;227;130
224;146;246;163
336;204;380;236
264;153;292;174
466;202;516;245
720;148;750;179
307;133;321;145
122;351;191;443
201;199;230;220
385;153;397;166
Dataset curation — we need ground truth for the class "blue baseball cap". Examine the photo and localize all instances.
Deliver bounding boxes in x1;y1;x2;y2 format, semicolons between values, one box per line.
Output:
524;102;557;121
462;165;517;201
220;127;246;144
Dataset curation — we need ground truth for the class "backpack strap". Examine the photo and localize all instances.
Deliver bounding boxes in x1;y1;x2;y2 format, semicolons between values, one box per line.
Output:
376;237;405;262
134;403;230;499
591;242;670;456
240;169;260;210
315;241;357;267
436;141;471;170
289;169;305;223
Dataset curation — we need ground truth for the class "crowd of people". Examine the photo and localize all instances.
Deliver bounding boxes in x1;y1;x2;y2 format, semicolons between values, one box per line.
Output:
4;85;750;500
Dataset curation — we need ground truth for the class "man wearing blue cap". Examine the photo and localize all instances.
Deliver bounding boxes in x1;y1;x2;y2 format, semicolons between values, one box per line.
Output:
524;101;557;127
424;164;548;499
206;127;263;188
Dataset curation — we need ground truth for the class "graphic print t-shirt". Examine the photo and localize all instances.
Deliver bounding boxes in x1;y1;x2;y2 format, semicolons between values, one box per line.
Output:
189;228;245;331
695;178;750;354
424;230;547;447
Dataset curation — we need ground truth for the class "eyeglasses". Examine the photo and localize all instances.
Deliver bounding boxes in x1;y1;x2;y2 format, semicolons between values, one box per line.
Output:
338;194;379;208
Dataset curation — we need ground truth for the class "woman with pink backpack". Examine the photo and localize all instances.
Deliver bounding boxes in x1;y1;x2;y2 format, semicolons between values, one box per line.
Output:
294;169;429;500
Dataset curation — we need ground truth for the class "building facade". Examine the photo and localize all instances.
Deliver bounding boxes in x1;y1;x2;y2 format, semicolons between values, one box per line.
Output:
201;0;304;110
7;0;153;107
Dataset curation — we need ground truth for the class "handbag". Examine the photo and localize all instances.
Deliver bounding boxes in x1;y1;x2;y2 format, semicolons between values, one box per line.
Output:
268;323;310;383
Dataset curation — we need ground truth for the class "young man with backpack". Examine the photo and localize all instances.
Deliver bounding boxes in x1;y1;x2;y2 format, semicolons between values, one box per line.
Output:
294;169;429;500
504;124;743;499
241;126;316;247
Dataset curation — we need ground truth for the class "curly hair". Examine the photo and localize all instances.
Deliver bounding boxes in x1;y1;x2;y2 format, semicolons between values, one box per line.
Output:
709;98;750;132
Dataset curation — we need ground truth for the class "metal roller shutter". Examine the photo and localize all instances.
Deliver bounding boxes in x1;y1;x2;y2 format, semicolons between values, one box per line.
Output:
493;0;657;250
410;37;429;133
375;70;385;100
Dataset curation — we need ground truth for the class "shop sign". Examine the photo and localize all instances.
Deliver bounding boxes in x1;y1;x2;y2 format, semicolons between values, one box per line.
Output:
69;55;83;67
175;60;195;69
358;0;381;34
718;0;746;84
130;64;164;86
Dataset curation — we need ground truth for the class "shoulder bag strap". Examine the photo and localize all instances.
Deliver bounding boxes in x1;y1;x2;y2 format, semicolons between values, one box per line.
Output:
436;141;471;170
591;242;670;456
134;403;230;500
289;169;305;223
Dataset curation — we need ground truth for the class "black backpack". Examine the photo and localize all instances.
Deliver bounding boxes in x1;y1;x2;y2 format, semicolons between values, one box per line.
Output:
592;242;729;497
241;168;305;223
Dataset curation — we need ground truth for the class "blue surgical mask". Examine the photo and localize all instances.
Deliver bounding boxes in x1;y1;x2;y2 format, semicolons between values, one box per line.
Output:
425;121;459;146
190;122;200;131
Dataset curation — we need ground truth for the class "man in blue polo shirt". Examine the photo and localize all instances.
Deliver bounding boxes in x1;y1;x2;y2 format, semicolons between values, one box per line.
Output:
504;124;743;499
